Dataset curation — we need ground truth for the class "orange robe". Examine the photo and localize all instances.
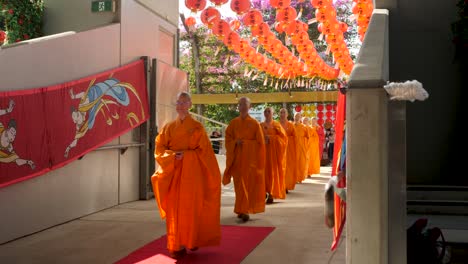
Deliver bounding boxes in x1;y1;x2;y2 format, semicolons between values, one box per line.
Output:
261;120;287;199
316;125;325;162
307;125;321;175
294;123;309;182
281;121;297;191
151;115;221;251
224;115;266;215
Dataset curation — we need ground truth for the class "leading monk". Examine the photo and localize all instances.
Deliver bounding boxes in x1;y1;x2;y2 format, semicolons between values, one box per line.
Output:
151;92;221;259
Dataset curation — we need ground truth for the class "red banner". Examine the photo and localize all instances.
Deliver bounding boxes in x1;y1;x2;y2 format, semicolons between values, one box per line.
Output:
0;60;149;188
330;92;346;251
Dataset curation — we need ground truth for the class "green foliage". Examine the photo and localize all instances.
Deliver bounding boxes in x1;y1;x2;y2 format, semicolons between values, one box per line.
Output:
0;0;44;45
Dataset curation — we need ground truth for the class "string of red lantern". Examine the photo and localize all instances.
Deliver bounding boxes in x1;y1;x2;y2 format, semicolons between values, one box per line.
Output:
351;0;373;41
310;0;354;75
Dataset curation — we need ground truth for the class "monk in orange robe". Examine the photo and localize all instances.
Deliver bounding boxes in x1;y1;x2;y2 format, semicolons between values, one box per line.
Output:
279;108;297;192
304;117;321;176
223;97;266;222
312;117;325;164
151;92;221;258
293;112;309;182
261;107;287;203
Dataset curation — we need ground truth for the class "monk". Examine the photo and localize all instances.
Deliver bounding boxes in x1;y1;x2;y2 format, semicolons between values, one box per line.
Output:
223;97;266;222
261;107;287;204
304;117;320;176
151;92;221;259
279;108;297;192
293;112;309;182
312;117;325;164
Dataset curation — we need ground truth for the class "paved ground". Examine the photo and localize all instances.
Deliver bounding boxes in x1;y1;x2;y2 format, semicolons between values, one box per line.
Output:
0;166;346;264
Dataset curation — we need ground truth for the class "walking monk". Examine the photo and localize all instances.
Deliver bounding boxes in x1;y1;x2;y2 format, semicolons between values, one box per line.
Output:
279;108;297;192
261;107;287;204
312;117;325;164
151;92;221;259
304;117;320;176
223;97;266;222
293;112;309;182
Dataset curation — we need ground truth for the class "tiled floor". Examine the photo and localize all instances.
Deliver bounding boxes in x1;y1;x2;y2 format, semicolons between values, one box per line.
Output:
0;167;346;264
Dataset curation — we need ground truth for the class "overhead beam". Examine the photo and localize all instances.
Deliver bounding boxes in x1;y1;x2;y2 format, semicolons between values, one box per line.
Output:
191;91;338;105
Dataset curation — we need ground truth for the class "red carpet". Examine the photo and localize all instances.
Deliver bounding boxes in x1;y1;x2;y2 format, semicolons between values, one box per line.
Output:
115;225;275;264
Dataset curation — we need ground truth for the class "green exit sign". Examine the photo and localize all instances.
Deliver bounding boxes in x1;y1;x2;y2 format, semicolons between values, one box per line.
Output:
91;0;113;13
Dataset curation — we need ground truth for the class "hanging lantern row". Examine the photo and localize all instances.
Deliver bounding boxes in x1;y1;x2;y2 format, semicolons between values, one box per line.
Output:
271;3;340;79
351;0;373;41
184;0;368;81
310;0;354;74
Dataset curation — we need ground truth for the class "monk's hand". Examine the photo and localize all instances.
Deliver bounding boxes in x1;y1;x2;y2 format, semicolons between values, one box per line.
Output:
222;176;231;186
236;139;243;146
175;151;183;160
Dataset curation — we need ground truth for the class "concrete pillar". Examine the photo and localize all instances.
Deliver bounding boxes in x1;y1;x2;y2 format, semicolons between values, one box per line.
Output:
347;88;389;264
346;8;406;264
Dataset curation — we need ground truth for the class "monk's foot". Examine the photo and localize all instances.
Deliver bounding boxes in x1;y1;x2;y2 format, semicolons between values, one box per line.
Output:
237;214;243;218
266;193;274;204
241;214;250;222
169;248;186;259
286;189;289;194
189;247;199;251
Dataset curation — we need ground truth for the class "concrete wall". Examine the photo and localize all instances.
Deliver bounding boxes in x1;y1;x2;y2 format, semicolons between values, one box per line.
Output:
383;0;464;185
43;0;119;35
0;0;178;244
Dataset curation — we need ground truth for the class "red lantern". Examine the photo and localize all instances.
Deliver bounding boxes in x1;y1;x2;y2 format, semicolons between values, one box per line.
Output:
224;31;240;48
251;22;270;38
211;20;230;37
310;0;331;8
185;0;207;12
275;22;286;33
201;7;221;27
185;16;196;27
230;0;251;15
317;104;324;111
270;0;291;8
295;105;302;112
276;7;297;24
229;19;241;30
242;9;263;27
317;112;324;119
339;21;348;32
209;0;228;6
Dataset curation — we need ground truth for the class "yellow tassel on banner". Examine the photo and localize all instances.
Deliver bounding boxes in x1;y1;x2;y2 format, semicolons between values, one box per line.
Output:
308;18;317;24
252;73;259;80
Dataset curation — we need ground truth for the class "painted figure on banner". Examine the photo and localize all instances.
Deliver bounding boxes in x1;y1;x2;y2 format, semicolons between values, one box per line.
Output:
151;92;221;259
65;77;146;157
0;99;35;169
261;107;287;204
223;97;266;222
279;108;297;193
